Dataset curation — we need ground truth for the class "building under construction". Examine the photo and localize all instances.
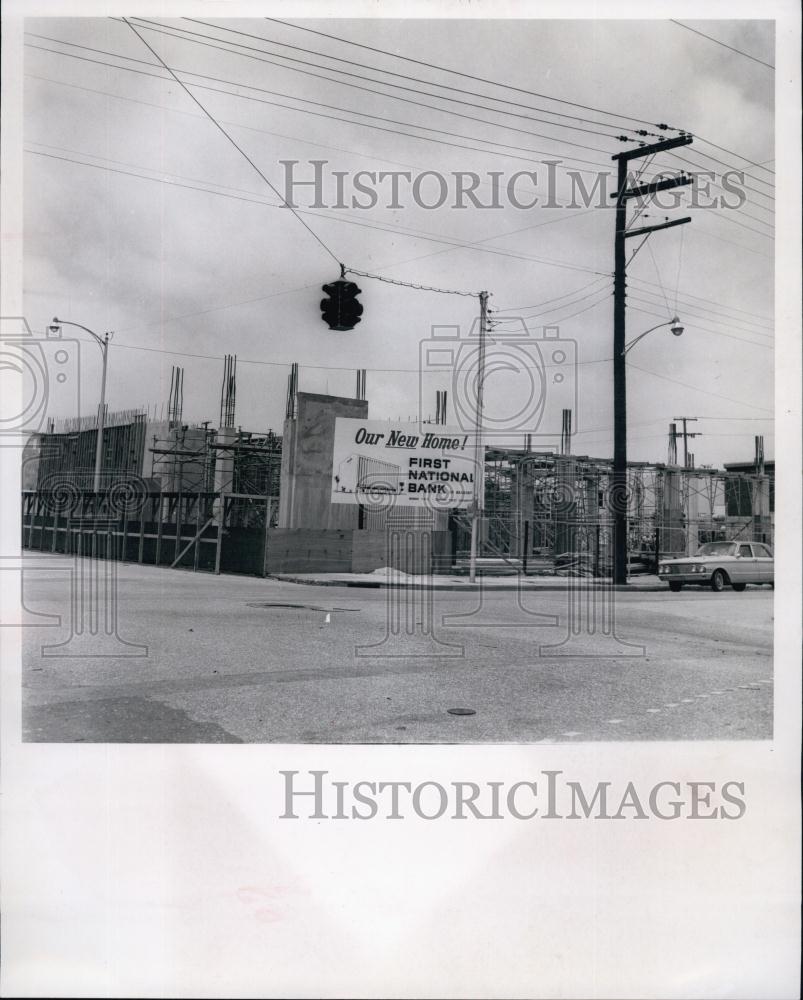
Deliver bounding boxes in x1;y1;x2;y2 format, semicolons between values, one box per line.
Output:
21;358;773;577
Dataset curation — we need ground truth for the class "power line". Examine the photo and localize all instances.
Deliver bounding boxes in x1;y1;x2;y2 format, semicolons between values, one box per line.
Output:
693;134;774;176
62;332;617;373
263;16;674;131
25;147;611;278
680;223;772;260
492;275;610;313
627;275;773;324
669;20;775;71
264;16;774;183
653;154;775;221
690;205;774;242
626;298;774;351
26;147;282;208
121;19;342;268
626;359;774;413
179;17;632;143
26;70;615;213
626;282;774;339
27;31;625;170
31;142;772;331
123;18;629;158
493;283;613;322
25;42;627;177
666;150;774;201
675;149;774;196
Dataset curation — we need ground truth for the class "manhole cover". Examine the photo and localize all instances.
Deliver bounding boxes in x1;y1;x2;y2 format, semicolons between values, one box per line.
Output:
447;708;476;716
246;602;358;612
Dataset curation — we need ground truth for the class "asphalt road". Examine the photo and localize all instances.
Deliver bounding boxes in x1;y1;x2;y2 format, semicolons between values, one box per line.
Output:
19;554;773;743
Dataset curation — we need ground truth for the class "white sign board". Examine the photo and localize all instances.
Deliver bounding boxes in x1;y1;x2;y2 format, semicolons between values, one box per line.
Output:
331;418;478;510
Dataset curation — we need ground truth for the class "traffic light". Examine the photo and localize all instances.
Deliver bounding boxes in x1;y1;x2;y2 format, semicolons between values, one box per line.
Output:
320;278;363;331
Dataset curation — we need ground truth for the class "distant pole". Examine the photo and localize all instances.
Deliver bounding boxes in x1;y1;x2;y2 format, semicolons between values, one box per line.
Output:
673;416;700;467
50;319;111;494
93;333;110;494
469;291;489;584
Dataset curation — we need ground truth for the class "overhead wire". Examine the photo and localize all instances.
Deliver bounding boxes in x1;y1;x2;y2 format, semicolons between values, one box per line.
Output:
25;146;611;278
25;41;635;178
627;285;774;340
178;17;633;142
119;22;343;268
492;275;610;313
626;297;775;350
626;358;774;412
264;15;673;131
122;18;632;158
491;282;613;322
669;20;775;71
264;15;773;181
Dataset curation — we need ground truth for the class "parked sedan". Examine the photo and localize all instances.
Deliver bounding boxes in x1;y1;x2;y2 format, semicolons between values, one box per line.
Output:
658;541;774;592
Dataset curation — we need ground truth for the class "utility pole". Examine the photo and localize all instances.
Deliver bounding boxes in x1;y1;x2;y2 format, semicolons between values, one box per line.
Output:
93;332;110;494
673;416;701;467
611;135;694;584
469;291;489;585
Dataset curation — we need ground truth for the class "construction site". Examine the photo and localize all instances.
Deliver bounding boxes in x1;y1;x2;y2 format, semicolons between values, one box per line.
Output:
21;353;774;578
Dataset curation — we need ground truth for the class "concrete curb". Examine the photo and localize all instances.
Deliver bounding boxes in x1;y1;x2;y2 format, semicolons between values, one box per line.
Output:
267;574;668;593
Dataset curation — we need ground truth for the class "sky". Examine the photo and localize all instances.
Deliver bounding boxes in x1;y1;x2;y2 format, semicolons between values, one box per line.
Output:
20;14;776;467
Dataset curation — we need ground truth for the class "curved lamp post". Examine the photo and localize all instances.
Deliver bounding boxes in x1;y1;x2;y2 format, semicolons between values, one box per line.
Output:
48;318;111;494
622;315;684;356
613;314;684;584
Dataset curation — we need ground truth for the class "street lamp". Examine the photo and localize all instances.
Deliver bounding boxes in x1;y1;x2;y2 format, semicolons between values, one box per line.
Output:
622;316;684;356
612;314;684;585
49;318;111;494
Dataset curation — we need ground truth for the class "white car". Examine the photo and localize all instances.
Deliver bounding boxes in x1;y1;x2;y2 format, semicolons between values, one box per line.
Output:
658;541;774;593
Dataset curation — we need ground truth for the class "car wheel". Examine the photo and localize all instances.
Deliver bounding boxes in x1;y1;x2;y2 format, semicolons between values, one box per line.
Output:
668;581;683;592
732;582;747;592
710;569;727;592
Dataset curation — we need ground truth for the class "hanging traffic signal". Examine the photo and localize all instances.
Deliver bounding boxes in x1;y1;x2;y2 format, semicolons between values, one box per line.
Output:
321;278;363;331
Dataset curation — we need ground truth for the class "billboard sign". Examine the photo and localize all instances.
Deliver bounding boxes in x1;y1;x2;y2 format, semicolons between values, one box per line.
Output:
331;418;478;510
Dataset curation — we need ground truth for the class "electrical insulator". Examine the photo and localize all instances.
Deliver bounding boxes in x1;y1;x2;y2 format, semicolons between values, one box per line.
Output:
320;278;363;331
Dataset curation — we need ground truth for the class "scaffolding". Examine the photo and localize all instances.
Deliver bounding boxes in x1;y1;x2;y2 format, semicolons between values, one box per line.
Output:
454;448;773;573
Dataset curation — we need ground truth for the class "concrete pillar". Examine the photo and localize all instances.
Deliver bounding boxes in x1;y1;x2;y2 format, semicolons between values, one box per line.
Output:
659;468;685;555
752;474;771;543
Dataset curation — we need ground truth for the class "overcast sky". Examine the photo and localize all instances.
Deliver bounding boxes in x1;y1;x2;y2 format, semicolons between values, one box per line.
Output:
21;14;775;466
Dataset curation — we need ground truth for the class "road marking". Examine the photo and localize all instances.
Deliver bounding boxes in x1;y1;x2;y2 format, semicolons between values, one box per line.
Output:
646;708;661;714
681;698;694;703
560;731;583;738
665;702;679;708
710;690;724;695
606;719;623;725
697;694;710;698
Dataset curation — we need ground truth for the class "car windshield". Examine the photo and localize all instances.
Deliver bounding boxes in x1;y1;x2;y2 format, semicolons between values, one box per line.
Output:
696;542;736;556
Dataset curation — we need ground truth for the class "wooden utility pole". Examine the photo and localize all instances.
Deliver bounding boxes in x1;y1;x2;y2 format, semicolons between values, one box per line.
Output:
673;416;701;467
612;135;694;585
